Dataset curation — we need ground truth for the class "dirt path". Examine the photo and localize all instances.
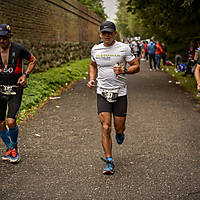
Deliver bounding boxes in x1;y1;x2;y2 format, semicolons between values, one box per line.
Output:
0;60;200;200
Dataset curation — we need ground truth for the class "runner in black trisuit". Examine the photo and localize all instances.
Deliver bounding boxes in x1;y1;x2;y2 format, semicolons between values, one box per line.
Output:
0;24;37;163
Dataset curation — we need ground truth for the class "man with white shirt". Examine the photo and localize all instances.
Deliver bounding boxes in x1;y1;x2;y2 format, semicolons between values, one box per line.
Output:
87;21;140;174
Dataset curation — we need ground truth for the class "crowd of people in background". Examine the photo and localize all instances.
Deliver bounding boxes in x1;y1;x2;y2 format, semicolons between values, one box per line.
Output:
174;39;200;94
173;40;200;77
126;38;200;94
127;38;167;71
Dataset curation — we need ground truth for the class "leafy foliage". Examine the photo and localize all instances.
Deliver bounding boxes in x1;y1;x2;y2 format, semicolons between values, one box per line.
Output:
116;0;200;59
77;0;107;20
163;65;199;97
18;59;90;121
115;0;132;37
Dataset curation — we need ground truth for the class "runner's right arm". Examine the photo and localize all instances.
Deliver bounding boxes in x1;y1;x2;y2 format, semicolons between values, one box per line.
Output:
87;60;97;89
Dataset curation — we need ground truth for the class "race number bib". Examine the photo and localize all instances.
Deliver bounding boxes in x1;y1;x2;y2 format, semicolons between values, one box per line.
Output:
0;85;17;95
101;88;119;103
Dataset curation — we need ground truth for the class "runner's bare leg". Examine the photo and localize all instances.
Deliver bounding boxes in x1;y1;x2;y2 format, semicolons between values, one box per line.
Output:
99;112;112;158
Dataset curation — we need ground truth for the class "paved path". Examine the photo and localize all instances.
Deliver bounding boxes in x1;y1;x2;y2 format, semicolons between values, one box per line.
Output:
0;60;200;200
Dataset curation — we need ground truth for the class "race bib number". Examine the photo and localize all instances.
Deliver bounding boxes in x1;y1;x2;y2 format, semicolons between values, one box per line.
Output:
0;85;17;95
101;88;119;103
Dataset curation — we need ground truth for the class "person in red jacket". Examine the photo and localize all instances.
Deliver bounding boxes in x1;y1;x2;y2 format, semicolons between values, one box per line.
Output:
161;42;167;66
144;41;148;61
183;40;196;76
155;41;164;70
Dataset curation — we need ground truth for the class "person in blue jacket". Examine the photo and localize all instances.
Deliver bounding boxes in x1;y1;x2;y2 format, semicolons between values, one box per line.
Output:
147;40;156;71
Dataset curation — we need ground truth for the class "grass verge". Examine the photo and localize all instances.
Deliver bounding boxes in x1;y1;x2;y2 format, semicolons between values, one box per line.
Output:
18;58;90;122
163;65;200;98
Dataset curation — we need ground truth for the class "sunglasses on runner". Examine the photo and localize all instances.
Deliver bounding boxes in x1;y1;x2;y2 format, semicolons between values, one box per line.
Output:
101;31;114;35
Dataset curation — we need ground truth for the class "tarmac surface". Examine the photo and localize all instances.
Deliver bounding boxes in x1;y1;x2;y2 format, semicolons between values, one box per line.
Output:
0;60;200;200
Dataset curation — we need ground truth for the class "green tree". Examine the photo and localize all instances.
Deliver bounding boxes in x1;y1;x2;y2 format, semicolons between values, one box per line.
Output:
115;0;132;38
117;0;200;59
77;0;107;20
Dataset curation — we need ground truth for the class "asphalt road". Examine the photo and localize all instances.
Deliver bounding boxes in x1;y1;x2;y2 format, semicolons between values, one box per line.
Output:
0;60;200;200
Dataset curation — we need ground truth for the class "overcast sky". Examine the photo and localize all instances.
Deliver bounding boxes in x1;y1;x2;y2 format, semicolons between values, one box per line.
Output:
102;0;119;22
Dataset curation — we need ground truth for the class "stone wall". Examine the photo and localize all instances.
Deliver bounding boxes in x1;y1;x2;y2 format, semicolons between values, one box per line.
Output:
0;0;102;71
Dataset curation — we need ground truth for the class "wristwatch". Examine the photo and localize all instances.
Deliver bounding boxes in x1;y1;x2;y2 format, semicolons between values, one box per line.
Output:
123;67;128;74
24;73;29;78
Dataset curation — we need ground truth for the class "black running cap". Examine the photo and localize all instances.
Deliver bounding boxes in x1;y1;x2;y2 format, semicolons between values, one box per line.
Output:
100;21;116;33
0;24;11;36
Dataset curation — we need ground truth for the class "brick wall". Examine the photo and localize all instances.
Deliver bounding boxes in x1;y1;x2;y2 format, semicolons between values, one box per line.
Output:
0;0;102;71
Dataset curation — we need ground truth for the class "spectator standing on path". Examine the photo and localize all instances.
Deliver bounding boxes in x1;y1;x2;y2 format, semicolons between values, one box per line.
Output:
183;40;196;76
128;39;133;53
161;42;167;66
188;40;195;60
0;24;37;163
87;21;139;175
155;41;164;70
132;40;139;58
191;41;200;78
194;41;200;64
147;40;156;71
141;41;145;60
144;41;148;61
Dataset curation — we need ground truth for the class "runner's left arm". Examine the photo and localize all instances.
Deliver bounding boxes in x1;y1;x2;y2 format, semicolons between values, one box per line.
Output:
114;57;140;75
17;52;37;87
24;54;37;75
114;44;140;75
127;57;140;74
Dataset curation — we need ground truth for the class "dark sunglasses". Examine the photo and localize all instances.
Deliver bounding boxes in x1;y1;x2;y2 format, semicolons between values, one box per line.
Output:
101;31;114;35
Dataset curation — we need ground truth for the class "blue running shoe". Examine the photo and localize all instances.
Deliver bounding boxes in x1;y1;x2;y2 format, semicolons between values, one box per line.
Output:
10;148;20;163
103;160;115;175
115;133;125;144
2;149;11;161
